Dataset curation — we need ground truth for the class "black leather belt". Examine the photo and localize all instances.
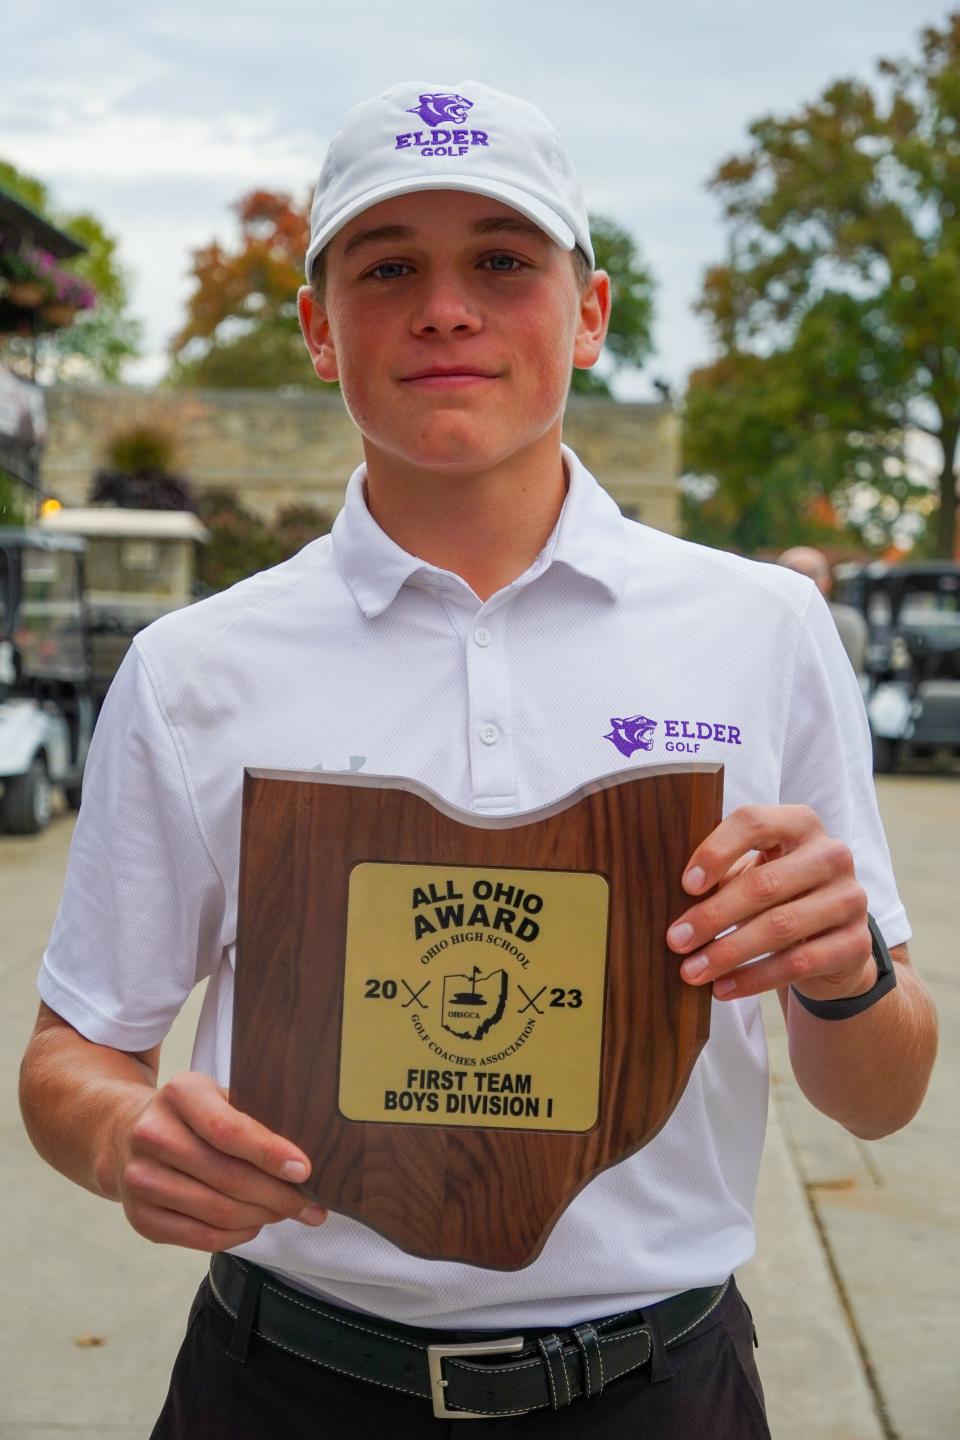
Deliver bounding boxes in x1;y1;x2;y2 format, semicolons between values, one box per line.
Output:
208;1253;730;1420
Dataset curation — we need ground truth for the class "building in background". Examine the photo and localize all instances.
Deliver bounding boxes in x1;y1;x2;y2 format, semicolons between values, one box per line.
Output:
40;385;682;535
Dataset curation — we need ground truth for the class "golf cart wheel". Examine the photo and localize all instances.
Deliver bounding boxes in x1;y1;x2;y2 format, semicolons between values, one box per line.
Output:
872;736;899;775
0;756;53;835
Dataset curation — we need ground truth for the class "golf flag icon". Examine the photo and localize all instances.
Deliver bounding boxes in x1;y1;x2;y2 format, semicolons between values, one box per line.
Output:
441;966;508;1041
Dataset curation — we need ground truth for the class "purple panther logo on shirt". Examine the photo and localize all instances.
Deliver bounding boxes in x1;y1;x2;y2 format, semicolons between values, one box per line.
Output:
406;92;474;126
605;714;657;758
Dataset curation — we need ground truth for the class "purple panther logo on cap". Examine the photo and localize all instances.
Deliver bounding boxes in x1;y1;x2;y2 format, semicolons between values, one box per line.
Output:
407;92;474;126
605;714;657;758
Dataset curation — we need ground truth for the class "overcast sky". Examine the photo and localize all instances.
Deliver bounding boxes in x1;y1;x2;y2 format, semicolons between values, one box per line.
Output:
2;3;952;398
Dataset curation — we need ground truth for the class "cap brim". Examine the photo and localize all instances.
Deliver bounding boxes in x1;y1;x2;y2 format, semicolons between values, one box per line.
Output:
305;175;579;279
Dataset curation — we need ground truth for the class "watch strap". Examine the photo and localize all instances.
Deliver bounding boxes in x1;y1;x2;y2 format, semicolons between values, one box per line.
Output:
790;914;897;1020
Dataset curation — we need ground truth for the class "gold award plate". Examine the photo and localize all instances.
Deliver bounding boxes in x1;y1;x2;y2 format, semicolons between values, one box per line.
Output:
339;863;610;1132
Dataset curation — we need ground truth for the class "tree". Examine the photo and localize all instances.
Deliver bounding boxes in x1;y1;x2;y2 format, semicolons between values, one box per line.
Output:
570;216;655;396
0;160;141;382
0;470;29;527
169;190;313;389
170;192;655;398
684;15;960;556
194;489;332;592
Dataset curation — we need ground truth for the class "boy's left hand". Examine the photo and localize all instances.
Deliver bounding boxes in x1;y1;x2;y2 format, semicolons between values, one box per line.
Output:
667;804;876;1003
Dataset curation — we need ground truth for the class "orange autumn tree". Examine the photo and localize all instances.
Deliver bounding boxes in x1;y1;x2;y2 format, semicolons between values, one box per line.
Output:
169;189;314;388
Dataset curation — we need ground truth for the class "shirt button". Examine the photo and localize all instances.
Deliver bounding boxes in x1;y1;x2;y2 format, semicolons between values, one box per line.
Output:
473;627;492;648
479;723;499;746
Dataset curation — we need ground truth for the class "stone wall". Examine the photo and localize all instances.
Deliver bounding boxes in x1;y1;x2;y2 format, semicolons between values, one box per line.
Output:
41;384;680;532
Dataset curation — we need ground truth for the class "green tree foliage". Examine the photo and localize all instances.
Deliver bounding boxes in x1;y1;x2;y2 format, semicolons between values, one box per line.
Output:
170;192;655;398
105;422;178;477
169;190;313;389
0;162;45;214
195;489;332;592
0;160;140;382
684;15;960;556
570;216;655;396
0;470;29;527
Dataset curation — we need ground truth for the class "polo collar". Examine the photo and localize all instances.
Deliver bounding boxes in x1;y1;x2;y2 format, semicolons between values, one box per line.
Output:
331;444;628;619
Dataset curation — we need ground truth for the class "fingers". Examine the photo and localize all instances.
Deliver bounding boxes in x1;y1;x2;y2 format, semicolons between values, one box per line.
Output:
668;837;857;957
130;1104;313;1222
676;877;866;983
672;805;876;1005
681;805;824;897
122;1194;264;1253
701;921;874;1003
120;1072;328;1251
122;1155;327;1249
125;1124;329;1224
164;1074;312;1182
674;881;870;1000
715;853;760;891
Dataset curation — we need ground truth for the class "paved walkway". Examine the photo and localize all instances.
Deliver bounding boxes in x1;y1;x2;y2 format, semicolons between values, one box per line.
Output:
0;776;954;1437
752;776;958;1440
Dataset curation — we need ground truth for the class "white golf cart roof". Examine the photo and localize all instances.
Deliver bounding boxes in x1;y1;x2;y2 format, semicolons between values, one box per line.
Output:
39;507;209;542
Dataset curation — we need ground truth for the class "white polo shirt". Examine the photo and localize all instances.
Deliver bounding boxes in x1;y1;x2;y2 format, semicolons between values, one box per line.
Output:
38;444;909;1329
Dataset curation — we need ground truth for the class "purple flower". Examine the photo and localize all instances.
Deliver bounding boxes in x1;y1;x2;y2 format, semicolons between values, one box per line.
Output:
1;243;96;310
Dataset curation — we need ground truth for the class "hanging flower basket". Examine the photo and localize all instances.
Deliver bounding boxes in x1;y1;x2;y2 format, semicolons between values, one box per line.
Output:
41;301;77;328
6;281;46;308
0;240;97;326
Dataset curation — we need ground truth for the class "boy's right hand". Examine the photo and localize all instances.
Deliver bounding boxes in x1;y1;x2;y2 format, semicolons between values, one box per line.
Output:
103;1071;327;1252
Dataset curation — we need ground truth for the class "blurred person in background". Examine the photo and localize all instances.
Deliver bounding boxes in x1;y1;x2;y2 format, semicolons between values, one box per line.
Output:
778;546;869;677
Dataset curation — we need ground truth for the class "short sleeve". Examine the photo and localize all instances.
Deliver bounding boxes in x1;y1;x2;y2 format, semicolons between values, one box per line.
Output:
37;643;227;1050
779;586;910;948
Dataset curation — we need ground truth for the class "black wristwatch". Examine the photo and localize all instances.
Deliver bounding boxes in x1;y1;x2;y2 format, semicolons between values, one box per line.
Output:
790;914;898;1020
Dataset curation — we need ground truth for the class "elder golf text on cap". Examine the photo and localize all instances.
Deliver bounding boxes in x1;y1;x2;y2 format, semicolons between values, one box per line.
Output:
305;80;594;279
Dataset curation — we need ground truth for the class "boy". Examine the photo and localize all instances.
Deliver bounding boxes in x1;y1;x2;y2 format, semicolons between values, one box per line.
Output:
20;81;936;1438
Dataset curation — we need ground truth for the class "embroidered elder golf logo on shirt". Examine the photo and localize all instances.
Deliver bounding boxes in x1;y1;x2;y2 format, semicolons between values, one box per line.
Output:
394;92;490;158
605;715;657;758
605;712;743;757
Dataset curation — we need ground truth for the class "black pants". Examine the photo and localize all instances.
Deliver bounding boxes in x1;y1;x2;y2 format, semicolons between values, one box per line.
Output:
151;1271;771;1439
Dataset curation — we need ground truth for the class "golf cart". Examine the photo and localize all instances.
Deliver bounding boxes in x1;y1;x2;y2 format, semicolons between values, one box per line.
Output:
0;529;95;833
836;561;960;773
38;506;209;706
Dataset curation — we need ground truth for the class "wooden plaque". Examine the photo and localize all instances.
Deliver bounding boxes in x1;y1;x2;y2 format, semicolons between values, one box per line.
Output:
231;762;723;1269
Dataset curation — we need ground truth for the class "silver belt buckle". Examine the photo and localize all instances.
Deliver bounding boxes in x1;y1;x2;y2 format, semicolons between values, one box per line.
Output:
427;1335;525;1419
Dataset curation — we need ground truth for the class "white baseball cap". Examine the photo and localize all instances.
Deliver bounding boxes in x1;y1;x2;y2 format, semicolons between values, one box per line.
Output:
305;81;594;280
